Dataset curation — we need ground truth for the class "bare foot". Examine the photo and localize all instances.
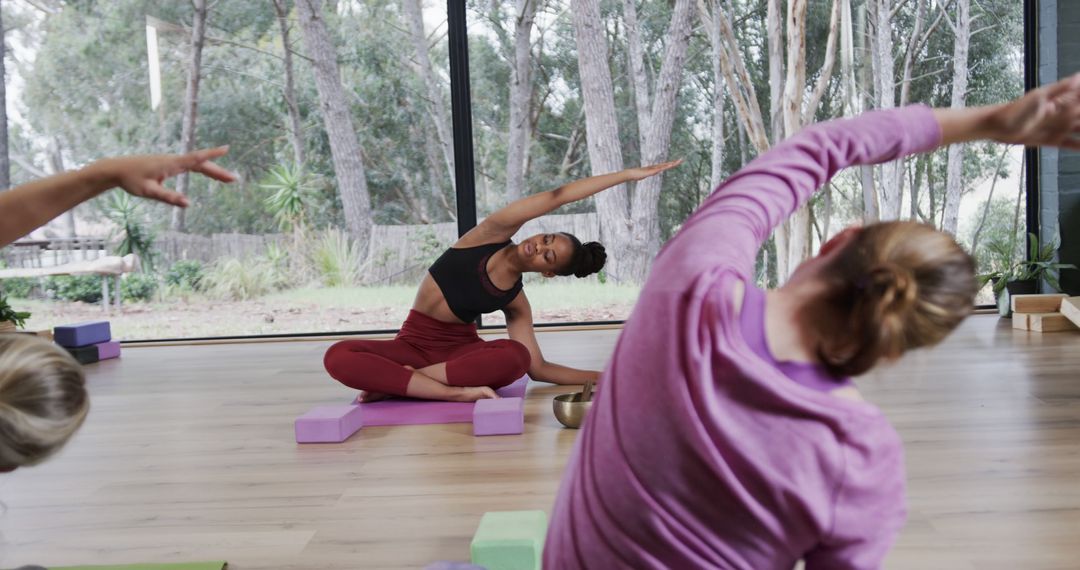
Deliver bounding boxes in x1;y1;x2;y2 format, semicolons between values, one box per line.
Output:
358;391;393;403
449;386;499;402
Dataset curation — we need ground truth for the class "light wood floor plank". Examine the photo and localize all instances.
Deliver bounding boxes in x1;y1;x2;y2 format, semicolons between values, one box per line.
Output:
1;316;1079;569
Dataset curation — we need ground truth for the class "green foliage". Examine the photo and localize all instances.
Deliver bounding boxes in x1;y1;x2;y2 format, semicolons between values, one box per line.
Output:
203;256;286;301
164;260;206;292
121;273;158;302
261;164;317;230
100;192;157;271
978;233;1077;295
0;292;31;328
47;275;103;304
309;229;365;287
1;277;39;299
413;229;449;269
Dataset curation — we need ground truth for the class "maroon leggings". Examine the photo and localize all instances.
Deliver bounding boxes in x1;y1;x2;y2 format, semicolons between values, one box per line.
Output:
324;310;531;396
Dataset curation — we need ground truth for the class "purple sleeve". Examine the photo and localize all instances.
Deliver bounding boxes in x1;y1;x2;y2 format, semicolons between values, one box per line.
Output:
651;106;942;284
803;432;908;570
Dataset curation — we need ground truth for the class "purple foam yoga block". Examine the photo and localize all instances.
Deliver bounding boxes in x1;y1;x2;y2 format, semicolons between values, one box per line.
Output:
96;341;121;361
497;375;529;399
295;405;364;443
359;400;475;426
54;321;111;348
424;563;486;570
473;397;524;436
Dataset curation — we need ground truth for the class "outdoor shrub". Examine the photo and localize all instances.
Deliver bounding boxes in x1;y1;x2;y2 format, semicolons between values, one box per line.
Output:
121;273;158;302
1;277;38;299
165;260;206;291
203;256;284;301
47;275;103;304
310;229;364;287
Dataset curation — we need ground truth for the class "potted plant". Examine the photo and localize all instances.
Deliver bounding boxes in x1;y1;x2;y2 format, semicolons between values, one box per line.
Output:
978;233;1076;317
0;291;31;332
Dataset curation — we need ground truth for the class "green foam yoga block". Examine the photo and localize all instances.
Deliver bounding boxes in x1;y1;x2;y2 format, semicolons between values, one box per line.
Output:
470;510;547;570
45;562;226;570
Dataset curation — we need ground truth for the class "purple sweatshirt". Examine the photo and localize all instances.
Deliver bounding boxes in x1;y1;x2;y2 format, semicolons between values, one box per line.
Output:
545;106;942;570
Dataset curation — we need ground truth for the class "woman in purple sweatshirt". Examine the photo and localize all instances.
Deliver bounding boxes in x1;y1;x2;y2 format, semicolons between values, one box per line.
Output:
546;76;1080;569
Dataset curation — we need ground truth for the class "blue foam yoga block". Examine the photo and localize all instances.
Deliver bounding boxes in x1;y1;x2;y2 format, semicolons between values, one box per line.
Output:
54;321;112;348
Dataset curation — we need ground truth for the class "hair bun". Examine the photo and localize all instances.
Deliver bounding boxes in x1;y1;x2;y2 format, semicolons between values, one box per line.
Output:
575;241;607;278
865;263;918;314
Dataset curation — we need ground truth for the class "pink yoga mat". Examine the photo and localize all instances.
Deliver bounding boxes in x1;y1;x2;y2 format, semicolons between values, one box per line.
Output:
352;375;529;427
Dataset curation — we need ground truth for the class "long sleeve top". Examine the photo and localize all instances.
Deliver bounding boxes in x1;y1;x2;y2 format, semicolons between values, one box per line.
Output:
544;106;942;570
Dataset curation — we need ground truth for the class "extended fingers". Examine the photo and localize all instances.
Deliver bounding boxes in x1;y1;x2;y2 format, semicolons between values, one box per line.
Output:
139;180;190;207
192;160;237;183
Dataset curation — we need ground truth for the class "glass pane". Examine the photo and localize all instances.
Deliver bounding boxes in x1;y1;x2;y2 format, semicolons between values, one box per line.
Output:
1;0;456;339
467;0;1024;329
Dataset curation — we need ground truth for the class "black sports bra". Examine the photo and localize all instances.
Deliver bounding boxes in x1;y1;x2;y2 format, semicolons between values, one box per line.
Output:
428;240;523;323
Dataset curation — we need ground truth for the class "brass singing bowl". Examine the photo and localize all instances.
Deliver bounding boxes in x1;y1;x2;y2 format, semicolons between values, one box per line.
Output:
553;392;593;429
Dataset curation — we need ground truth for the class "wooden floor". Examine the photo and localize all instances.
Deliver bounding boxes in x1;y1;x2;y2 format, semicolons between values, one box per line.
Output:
1;315;1078;569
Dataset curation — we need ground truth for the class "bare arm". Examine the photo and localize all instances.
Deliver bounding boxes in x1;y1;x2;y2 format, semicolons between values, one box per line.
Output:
503;292;600;385
464;160;681;244
934;73;1080;148
0;147;235;247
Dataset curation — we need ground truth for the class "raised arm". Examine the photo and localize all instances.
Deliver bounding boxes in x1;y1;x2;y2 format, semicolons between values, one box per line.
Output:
653;73;1080;287
503;292;600;385
651;107;941;285
462;161;681;244
0;147;235;247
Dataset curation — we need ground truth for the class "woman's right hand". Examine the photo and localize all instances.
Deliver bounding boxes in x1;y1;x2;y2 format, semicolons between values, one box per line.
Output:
987;73;1080;149
623;159;683;182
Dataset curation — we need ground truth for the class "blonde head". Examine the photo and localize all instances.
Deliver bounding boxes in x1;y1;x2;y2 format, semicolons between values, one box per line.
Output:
0;334;89;470
818;221;978;377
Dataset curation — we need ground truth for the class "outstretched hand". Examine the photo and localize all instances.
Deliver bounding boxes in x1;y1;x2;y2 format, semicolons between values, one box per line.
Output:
990;74;1080;149
90;146;237;207
624;159;683;182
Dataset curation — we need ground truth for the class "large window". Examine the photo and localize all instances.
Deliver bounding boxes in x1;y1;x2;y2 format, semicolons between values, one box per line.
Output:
0;0;1026;340
1;0;455;338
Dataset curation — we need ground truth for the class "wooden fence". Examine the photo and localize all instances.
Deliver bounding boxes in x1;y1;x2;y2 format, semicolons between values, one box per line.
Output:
154;213;599;286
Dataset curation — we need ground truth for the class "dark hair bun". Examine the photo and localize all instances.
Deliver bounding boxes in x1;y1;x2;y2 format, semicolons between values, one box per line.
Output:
574;241;607;278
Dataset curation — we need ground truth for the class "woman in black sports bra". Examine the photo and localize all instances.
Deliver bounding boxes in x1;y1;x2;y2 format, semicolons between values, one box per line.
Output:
323;160;681;402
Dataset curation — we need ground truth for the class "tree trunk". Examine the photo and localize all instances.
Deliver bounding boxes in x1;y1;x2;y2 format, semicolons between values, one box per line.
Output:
854;0;878;221
766;0;785;144
403;0;456;196
0;6;9;192
713;1;769;153
943;0;970;235
1008;154;1024;263
46;138;76;238
503;0;538;202
572;0;632;282
898;0;926;108
273;0;307;168
171;0;209;232
970;146;1010;255
624;0;651;153
872;0;903;220
628;0;695;281
777;0;810;280
296;0;372;244
803;0;841;125
698;0;726;190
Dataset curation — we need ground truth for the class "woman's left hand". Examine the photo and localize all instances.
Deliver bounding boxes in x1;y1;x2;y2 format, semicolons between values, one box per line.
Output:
624;159;683;182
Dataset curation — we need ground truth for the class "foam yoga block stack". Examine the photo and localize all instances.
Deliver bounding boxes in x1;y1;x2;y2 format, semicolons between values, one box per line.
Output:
473;397;525;436
294;405;364;443
470;510;548;570
54;321;121;364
